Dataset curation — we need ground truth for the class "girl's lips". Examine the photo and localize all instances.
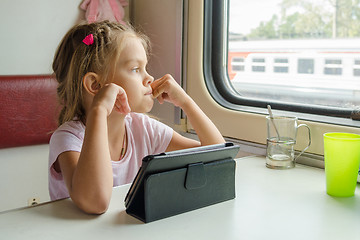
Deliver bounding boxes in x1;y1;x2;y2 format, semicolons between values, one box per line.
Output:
145;90;153;95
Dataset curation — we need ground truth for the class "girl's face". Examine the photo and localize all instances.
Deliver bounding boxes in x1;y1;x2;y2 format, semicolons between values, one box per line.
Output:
111;37;154;113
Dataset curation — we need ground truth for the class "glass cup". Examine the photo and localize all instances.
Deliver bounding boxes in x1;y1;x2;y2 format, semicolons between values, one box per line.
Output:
324;132;360;197
266;116;311;169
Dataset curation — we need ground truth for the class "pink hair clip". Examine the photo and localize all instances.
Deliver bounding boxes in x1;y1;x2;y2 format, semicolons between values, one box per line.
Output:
82;34;94;46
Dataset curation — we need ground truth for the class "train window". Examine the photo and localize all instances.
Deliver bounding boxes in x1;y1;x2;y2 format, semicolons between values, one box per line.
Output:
251;58;266;72
324;59;342;75
298;59;314;74
354;69;360;76
325;59;342;65
231;57;245;72
324;67;342;75
252;58;265;63
233;65;244;71
204;0;360;120
252;66;265;72
274;58;288;64
273;58;289;73
274;66;288;73
354;59;360;76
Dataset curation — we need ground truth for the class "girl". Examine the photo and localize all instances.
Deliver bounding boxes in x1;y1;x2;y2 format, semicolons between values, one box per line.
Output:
49;21;225;214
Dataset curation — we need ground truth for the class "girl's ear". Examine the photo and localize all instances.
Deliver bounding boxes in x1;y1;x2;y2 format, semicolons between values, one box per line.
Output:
83;72;101;95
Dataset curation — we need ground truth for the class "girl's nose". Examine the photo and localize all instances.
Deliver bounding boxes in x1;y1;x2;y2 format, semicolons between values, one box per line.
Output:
144;73;154;86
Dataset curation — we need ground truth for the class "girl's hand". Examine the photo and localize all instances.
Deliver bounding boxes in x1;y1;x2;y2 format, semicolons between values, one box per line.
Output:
91;83;131;116
151;74;189;107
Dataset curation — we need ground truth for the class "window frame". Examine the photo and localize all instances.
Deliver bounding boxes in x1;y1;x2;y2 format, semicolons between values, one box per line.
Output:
202;0;359;123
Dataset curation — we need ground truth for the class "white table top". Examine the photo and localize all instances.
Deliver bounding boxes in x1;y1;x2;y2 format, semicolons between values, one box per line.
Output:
1;156;360;240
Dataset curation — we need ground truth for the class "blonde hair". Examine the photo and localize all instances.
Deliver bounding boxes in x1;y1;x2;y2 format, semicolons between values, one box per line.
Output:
52;20;150;125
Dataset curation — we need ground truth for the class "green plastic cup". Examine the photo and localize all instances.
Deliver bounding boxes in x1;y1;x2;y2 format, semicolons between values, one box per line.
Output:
324;132;360;197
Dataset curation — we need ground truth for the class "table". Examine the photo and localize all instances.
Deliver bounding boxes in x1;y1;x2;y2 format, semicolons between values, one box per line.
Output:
1;156;360;240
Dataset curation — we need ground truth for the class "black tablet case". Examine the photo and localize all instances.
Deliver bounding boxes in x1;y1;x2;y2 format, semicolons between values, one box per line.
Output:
124;142;240;223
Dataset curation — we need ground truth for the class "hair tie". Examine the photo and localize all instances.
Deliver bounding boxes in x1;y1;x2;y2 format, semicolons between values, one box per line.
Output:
82;34;94;46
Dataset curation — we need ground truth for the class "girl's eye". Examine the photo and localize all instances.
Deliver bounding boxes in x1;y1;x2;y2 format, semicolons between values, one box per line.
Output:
131;67;140;73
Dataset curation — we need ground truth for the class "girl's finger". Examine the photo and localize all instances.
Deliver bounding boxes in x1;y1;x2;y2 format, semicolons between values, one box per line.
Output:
152;79;169;98
150;74;172;95
157;93;165;104
116;90;131;114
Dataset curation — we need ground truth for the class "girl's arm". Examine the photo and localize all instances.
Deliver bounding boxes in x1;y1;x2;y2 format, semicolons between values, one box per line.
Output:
151;74;225;151
58;107;112;214
57;84;130;214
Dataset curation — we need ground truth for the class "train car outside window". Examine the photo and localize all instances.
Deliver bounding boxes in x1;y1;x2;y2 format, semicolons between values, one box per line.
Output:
354;59;360;76
204;0;360;122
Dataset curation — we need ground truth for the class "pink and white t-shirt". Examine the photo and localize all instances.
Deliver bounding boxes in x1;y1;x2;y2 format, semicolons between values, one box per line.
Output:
48;112;173;201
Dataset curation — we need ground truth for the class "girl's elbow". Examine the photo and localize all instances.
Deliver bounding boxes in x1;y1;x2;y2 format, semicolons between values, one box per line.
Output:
82;201;109;215
71;193;110;214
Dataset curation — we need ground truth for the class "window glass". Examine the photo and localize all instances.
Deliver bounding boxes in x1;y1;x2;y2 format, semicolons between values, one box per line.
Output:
228;0;360;110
